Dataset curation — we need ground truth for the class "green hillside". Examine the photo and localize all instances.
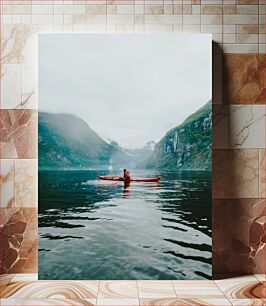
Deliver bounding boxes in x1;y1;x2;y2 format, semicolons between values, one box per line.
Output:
38;112;129;170
141;101;212;171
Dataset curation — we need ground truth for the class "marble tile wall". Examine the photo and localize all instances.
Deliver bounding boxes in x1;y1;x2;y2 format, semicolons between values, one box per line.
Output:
0;0;265;278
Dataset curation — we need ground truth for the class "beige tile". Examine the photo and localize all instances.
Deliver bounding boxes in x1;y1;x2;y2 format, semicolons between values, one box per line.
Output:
21;63;37;109
64;15;74;25
254;274;266;283
201;5;223;15
32;15;54;24
86;15;107;25
87;4;106;15
3;4;11;14
259;23;266;34
236;0;259;3
144;14;182;24
73;5;86;14
230;300;265;306
116;24;135;32
259;44;265;54
12;15;22;24
144;5;164;15
63;24;74;33
140;299;232;306
237;4;259;14
135;24;145;32
202;0;223;3
138;281;176;299
173;4;182;14
1;281;99;299
63;4;74;14
135;15;144;24
213;33;223;43
12;5;31;15
32;5;54;14
36;24;54;34
173;24;183;32
0;159;15;208
183;24;200;32
172;281;225;299
237;25;259;34
1;299;96;305
223;4;237;14
73;14;87;24
229;105;265;149
107;5;116;15
96;299;139;305
54;15;64;24
222;44;258;53
223;33;236;43
192;5;200;14
140;299;178;306
21;15;32;25
201;25;222;33
215;276;263;299
107;15;134;25
223;14;258;25
182;5;192;14
259;34;265;43
1;64;22;109
0;274;14;289
14;159;37;208
259;4;265;14
11;274;38;282
223;25;237;33
259;149;265;198
98;281;138;299
201;15;222;25
54;4;64;14
183;14;200;24
184;299;232;305
237;33;259;44
135;4;144;15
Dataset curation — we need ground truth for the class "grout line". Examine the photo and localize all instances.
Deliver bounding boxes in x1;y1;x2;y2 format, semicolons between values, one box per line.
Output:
135;279;140;306
96;279;100;305
213;278;229;300
171;279;179;298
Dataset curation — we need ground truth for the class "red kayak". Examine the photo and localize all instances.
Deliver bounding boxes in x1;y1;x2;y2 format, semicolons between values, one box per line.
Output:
97;175;160;183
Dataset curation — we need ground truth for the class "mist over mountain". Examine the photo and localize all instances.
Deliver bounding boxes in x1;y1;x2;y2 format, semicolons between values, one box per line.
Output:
38;112;130;170
39;101;211;171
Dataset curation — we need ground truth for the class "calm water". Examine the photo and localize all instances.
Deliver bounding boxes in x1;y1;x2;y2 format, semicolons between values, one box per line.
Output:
38;170;212;280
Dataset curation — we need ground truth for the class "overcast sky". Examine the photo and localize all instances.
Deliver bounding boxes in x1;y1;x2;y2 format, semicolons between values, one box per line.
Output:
39;34;211;149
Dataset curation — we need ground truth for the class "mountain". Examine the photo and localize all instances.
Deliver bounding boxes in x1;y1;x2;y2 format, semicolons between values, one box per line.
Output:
141;101;212;171
123;142;155;169
38;112;129;169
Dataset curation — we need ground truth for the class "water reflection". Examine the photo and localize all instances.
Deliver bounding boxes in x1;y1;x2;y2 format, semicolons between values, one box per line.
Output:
39;169;211;280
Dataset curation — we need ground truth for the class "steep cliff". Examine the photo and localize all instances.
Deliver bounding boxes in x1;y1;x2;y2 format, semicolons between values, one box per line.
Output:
142;101;212;171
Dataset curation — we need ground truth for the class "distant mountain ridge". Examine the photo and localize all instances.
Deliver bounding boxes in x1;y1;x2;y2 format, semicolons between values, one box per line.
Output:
140;101;212;170
38;112;129;169
39;101;212;171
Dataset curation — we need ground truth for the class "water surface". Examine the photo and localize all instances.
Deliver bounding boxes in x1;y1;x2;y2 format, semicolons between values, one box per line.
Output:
38;170;211;280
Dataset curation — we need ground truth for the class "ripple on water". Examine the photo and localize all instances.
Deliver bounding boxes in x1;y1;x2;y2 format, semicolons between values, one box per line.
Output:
38;170;212;280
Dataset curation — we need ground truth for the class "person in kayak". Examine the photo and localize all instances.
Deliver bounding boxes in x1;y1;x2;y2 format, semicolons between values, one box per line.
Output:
123;169;131;181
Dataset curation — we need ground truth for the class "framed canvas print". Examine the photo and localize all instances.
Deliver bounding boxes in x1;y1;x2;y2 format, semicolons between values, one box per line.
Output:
38;34;212;280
